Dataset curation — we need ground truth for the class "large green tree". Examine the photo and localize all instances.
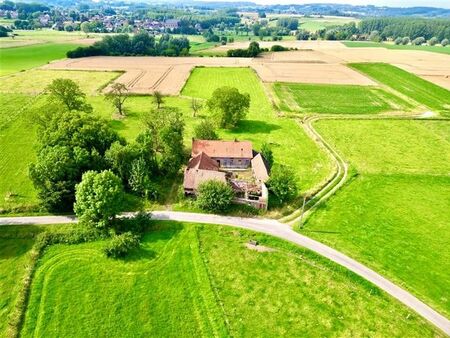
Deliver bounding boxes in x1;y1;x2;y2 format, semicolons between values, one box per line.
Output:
46;78;92;113
74;170;124;229
207;87;250;128
30;111;121;211
105;83;129;116
143;107;185;175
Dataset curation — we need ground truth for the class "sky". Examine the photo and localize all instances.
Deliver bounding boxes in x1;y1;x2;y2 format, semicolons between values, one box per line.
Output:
244;0;450;9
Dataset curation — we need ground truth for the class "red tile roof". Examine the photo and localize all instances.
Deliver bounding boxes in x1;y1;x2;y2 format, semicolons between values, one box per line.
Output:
192;139;253;159
187;152;219;171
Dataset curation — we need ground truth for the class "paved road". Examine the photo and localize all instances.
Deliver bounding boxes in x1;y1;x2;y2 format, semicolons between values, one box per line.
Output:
1;211;449;335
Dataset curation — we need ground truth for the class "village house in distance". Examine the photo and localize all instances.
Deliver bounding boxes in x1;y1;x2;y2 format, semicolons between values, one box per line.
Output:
183;139;270;210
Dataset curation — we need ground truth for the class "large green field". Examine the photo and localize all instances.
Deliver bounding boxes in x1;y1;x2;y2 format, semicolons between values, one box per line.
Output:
273;82;414;114
350;63;450;117
182;67;332;195
0;43;81;76
343;41;450;55
304;119;450;317
12;221;436;337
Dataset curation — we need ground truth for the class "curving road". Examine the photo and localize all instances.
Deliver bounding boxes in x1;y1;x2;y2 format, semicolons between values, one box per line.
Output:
1;211;449;335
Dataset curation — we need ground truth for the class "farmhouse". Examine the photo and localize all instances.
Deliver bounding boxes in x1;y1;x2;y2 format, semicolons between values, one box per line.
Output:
184;139;270;210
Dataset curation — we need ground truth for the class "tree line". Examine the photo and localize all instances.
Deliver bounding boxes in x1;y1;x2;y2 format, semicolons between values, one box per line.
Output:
67;32;190;58
297;18;450;43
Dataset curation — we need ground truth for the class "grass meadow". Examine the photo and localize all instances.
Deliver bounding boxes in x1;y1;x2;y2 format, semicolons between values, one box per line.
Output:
15;221;437;337
350;63;450;117
343;41;450;55
304;119;450;317
0;43;82;76
273;82;414;114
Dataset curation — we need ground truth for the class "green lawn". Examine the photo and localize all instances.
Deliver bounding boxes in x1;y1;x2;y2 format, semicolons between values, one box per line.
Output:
273;82;414;114
350;63;450;117
304;119;450;317
0;43;80;76
19;221;437;337
343;41;450;55
182;67;332;196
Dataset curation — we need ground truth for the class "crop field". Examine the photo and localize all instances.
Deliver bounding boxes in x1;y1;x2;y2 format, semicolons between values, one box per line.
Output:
182;67;332;194
343;41;450;56
17;221;436;337
350;63;450;117
0;43;81;76
273;83;414;114
304;119;450;317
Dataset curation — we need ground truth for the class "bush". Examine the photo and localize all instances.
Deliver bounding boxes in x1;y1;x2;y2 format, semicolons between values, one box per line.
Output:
104;232;140;258
196;180;234;213
267;165;298;204
441;38;449;46
428;37;438;46
270;45;288;52
401;37;410;45
394;37;402;45
412;37;425;45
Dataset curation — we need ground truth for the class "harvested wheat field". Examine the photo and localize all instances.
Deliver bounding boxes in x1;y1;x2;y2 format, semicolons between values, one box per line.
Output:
44;56;253;95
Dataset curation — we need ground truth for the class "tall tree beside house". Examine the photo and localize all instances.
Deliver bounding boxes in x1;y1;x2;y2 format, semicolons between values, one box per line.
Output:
105;83;129;116
207;86;250;128
74;170;124;229
142;107;185;175
46;78;92;113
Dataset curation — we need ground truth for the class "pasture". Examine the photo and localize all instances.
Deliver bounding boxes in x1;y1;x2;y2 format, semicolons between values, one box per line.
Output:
273;83;414;114
304;119;450;317
350;63;450;117
17;221;437;337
